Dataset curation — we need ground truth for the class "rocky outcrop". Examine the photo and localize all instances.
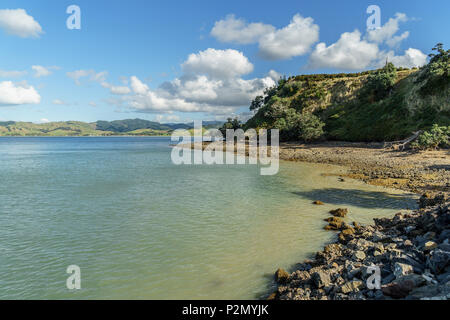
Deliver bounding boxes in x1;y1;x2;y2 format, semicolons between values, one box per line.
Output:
271;201;450;300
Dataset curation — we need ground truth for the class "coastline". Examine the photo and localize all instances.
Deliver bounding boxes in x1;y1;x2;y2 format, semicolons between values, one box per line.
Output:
179;140;449;300
179;140;449;195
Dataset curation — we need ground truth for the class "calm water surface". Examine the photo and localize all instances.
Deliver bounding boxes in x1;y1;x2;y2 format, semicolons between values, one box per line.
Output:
0;137;417;299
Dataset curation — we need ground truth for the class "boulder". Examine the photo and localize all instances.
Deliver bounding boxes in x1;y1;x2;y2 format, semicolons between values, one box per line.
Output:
381;279;416;299
423;241;438;251
340;280;364;294
313;200;324;205
427;249;450;275
419;193;447;208
312;270;332;288
353;251;366;261
275;268;290;284
330;208;349;217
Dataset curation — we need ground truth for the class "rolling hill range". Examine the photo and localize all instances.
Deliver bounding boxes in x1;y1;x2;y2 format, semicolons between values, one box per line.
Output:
0;119;224;136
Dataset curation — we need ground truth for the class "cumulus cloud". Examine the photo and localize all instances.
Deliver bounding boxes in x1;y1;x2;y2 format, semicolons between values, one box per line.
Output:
267;70;283;82
308;30;380;70
307;12;426;70
182;48;253;78
114;49;276;115
0;9;43;38
259;14;319;60
67;69;108;85
210;14;319;60
383;48;428;68
211;14;275;44
0;81;41;105
0;69;27;78
366;13;409;47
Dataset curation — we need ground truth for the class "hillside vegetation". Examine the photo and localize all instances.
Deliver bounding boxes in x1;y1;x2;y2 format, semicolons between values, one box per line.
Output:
245;44;450;142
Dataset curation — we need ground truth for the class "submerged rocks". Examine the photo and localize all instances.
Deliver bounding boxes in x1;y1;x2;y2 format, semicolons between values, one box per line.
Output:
275;268;290;284
330;208;349;217
270;200;450;300
313;200;325;205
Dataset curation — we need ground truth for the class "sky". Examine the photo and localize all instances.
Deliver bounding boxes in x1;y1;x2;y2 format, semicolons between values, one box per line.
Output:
0;0;448;123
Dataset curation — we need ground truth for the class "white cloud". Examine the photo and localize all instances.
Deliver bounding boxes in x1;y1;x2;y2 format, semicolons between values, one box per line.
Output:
210;14;275;44
267;70;283;82
0;69;27;78
366;13;409;47
308;30;379;70
118;49;276;115
32;65;59;78
67;69;108;85
39;118;50;123
383;48;428;68
0;81;41;105
89;101;97;107
259;14;319;60
210;14;319;60
182;48;253;79
130;76;150;95
0;9;43;38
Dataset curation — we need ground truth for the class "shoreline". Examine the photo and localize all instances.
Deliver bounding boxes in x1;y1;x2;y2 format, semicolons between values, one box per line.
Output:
179;140;449;195
179;140;449;300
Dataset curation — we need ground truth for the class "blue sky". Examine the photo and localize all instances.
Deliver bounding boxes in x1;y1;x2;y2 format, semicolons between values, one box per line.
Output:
0;0;448;123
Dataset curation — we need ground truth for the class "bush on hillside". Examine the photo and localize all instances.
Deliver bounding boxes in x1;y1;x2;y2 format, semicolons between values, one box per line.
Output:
411;124;450;150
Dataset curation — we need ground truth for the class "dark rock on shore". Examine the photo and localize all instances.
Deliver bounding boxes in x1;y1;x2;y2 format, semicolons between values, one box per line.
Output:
270;201;450;300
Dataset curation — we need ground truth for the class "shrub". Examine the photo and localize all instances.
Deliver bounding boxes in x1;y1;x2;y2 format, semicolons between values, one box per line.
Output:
298;113;325;142
364;62;398;101
411;124;450;150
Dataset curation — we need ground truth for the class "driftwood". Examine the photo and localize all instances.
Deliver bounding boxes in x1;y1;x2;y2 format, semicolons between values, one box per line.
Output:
383;130;422;151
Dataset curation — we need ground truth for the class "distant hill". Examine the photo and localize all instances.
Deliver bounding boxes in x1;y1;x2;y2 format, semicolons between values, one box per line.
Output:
0;119;224;136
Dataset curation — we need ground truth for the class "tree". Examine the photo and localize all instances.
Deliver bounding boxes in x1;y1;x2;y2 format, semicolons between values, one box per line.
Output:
219;117;242;135
297;113;325;142
250;96;263;111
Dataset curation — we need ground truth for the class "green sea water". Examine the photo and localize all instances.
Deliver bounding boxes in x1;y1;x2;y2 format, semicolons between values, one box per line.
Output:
0;137;417;299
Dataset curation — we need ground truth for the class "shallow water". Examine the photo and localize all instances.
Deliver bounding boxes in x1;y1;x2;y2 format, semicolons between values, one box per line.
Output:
0;137;417;299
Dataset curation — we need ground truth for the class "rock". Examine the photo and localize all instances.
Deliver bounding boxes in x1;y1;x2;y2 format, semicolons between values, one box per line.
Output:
427;249;450;275
340;280;364;294
275;268;290;284
330;208;348;217
393;262;414;278
324;216;343;224
267;292;278;300
423;241;438;251
338;227;356;243
419;193;447;208
353;251;366;261
313;200;324;205
407;283;449;299
382;279;416;299
312;270;332;288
